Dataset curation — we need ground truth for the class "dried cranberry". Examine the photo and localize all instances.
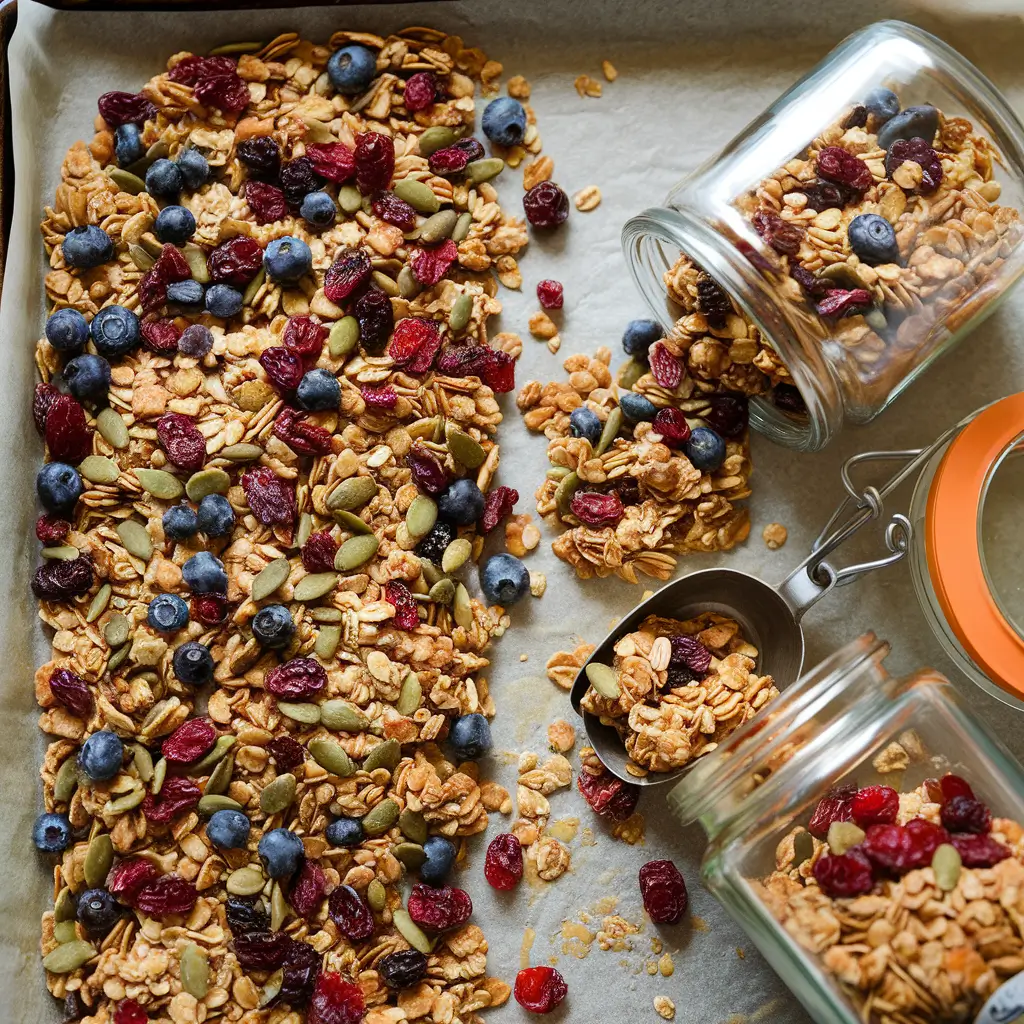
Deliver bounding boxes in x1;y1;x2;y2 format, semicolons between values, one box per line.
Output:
224;895;270;935
941;795;991;835
435;346;515;393
378;949;428;990
274;407;333;456
113;999;148;1024
704;394;748;438
360;385;398;411
33;383;60;434
638;859;688;924
282;316;327;367
536;279;564;310
484;833;524;890
751;209;803;257
266;658;327;700
666;664;699;687
308;971;365;1024
142;245;192;314
940;774;975;802
851;785;899;828
480;485;518;534
289;860;327;917
796;181;851;212
385;579;420;631
570;491;624;528
354;288;394;355
406;442;448;495
245;180;288;224
161;718;216;764
36;515;70;546
268;736;306;772
141;318;181;353
142;776;201;823
354;132;395;195
735;238;776;273
305;143;355;184
194;70;249;115
815;288;873;320
242;467;296;526
652;407;691;447
428;145;470;176
812;849;875;898
668;635;711;676
403;72;437;112
453;138;485;162
260;346;306;393
302;532;338;573
842;104;869;129
49;667;93;719
808;785;857;838
903;818;951;868
324;249;373;304
133;874;198;915
372;192;417;231
157;413;206;472
649;342;683;390
98;91;156;128
773;383;807;414
514;966;567;1014
407;882;472;932
816;146;873;192
191;593;227;626
885;137;943;194
411;239;458;286
109;859;162;903
237;136;281;179
45;394;92;464
32;557;95;601
327;885;375;941
951;833;1011;868
789;266;830;298
860;823;915;874
208;237;264;286
389;317;441;369
168;55;236;86
576;768;640;822
233;930;293;971
280;939;322;1007
523;181;570;228
280;157;322;207
695;272;732;328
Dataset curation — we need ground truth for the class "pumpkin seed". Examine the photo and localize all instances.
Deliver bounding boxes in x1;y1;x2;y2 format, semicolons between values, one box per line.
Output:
117;520;153;561
445;423;485;469
546;466;571;481
138;235;164;257
792;830;815;865
466;158;504;184
595;407;622;456
392;842;426;869
396;673;422;717
397;265;422;299
152;757;167;795
54;757;79;803
448;292;473;332
419;209;457;244
128;243;156;272
187;735;236;776
42;939;96;974
252;558;291;601
260;773;297;815
79;455;119;485
96;407;130;449
277;702;322;725
209;40;264;55
104;612;130;648
205;753;235;796
86;584;112;623
42;546;79;560
452;211;473;243
418;126;456;155
146;140;170;161
453;583;473;629
430;578;457;605
819;263;867;290
327;475;377;511
393;179;440;214
180;943;209;999
362;739;401;773
337;185;363;214
271;880;289;931
292;512;313;550
135;468;184;500
333;534;379;572
311;607;343;623
367;878;387;911
108;643;130;672
372;270;400;297
226;866;266;896
554;471;581;514
315;625;341;660
618;359;645;391
53;920;78;945
827;821;865;856
442;538;472;574
294;573;338;601
320;700;368;732
259;969;284;1008
393;909;434;954
405;495;438;540
109;168;146;195
308;738;356;777
183;243;210;284
362;797;399;835
398;808;428;846
104;788;145;815
932;843;962;890
242;268;266;306
220;443;263;462
302;116;336;144
865;308;888;332
585;662;621;699
84;834;114;888
131;743;154;783
54;887;76;923
186;468;230;501
420;559;443;587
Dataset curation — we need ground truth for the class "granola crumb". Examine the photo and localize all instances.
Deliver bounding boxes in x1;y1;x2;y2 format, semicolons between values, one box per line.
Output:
507;74;531;99
547;718;576;753
602;59;619;81
529;570;547;597
574;185;602;212
762;522;788;549
654;995;676;1020
529;310;559;340
872;739;910;773
520;653;529;662
546;643;594;690
658;952;674;976
612;811;646;845
523;155;554;191
574;73;603;98
737;947;746;959
547;335;562;354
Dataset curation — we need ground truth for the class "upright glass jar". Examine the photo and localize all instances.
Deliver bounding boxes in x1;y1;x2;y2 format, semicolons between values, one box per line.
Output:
669;634;1024;1024
623;21;1024;451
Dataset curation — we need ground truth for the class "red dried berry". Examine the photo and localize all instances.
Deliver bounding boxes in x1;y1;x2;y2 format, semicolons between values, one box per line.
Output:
157;413;206;472
570;491;624;528
193;70;249;115
428;145;470;176
695;272;733;327
790;266;830;298
940;774;975;802
36;514;70;545
113;999;149;1024
245;180;288;224
406;442;448;494
302;532;338;573
514;966;567;1015
851;785;900;829
751;209;804;257
280;939;322;1007
404;72;437;112
815;288;873;320
903;818;952;869
308;971;365;1024
45;394;93;464
885;137;943;194
453;138;485;162
133;873;198;915
536;280;563;310
161;718;217;764
860;823;915;874
407;883;472;932
142;776;201;824
266;658;328;700
941;795;992;835
305;142;356;183
639;859;688;924
952;833;1011;868
576;767;640;822
48;667;93;719
208;237;264;286
704;394;748;438
191;593;227;626
389;317;441;369
283;316;327;366
668;634;712;676
260;347;306;393
435;346;515;393
141;244;192;312
523;181;570;228
354;132;395;194
141;318;181;353
795;180;851;213
289;860;327;918
167;55;236;85
268;735;306;772
323;248;373;305
774;383;807;414
735;238;776;273
98;91;156;128
237;136;281;179
109;859;162;903
808;785;857;838
411;239;458;286
484;833;524;890
480;486;518;534
233;931;293;971
355;289;395;355
652;407;691;447
816;146;873;192
812;848;875;898
33;382;60;434
280;157;322;207
32;557;95;601
360;385;398;412
274;407;333;456
649;342;684;390
327;884;375;941
372;191;417;231
385;579;420;631
242;467;296;526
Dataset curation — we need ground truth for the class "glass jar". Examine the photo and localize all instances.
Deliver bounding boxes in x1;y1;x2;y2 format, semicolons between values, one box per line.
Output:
622;20;1024;451
669;634;1024;1024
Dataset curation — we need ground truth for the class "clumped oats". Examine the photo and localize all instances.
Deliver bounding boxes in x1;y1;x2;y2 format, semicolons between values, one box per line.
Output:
762;522;787;549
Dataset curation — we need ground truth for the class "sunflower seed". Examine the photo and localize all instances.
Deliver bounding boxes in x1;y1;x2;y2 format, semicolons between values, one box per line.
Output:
42;546;79;560
135;468;184;500
332;508;372;535
307;738;356;777
104;612;130;648
131;743;154;783
396;673;422;717
180;943;209;999
585;662;621;698
327;476;377;511
448;292;473;332
302;116;336;144
116;520;153;561
186;468;230;501
152;757;167;795
362;797;399;835
226;866;266;896
205;753;235;796
311;607;343;622
242;268;266;306
362;739;401;773
393;179;439;213
79;455;119;484
259;968;284;1008
293;573;337;601
276;702;321;725
417;127;457;155
315;625;341;660
454;583;473;629
183;243;210;283
84;833;114;888
54;757;79;803
260;773;297;815
252;558;290;601
219;443;263;462
128;243;156;271
320;700;368;732
393;909;434;954
42;940;96;973
86;584;112;623
96;407;130;449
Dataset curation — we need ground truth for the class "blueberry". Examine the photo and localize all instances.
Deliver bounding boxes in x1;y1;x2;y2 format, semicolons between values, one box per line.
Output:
90;305;141;358
114;123;144;167
154;205;196;245
864;87;900;125
684;426;727;472
33;812;72;853
147;593;190;633
178;323;214;358
618;391;658;423
621;318;661;358
479;553;530;606
569;407;602;446
162;502;199;540
264;236;313;283
63;354;112;402
326;817;365;848
45;308;90;353
205;284;243;319
258;827;305;878
182;551;228;593
176;148;210;190
197;493;235;537
167;280;205;307
62;225;114;269
252;604;295;649
481;97;527;147
207;809;251;850
437;478;485;526
300;190;337;228
847;213;900;266
78;730;124;781
327;44;378;94
173;641;214;686
37;462;83;514
76;888;122;937
296;369;340;411
420;835;456;885
448;713;493;761
145;158;183;199
877;104;939;150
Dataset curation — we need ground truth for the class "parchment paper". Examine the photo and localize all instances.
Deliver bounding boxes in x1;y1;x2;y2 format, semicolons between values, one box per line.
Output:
6;2;1024;1020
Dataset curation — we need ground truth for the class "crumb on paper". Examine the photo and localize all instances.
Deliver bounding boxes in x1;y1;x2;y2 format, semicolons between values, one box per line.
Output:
654;995;676;1020
507;74;531;99
529;571;547;597
529;311;559;340
574;73;603;98
612;811;646;846
548;718;576;753
545;643;594;690
547;335;561;354
658;952;674;976
597;915;640;951
762;522;788;549
520;653;529;662
602;59;619;81
737;947;746;959
496;254;522;289
574;185;602;212
523;155;554;191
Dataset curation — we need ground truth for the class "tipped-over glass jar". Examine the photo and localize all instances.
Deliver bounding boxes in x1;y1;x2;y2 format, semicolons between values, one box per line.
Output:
670;634;1024;1023
623;21;1024;451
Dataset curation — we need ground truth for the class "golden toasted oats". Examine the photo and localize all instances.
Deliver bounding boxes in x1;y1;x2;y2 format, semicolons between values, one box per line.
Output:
574;74;603;98
762;522;788;549
601;60;619;82
574;186;602;212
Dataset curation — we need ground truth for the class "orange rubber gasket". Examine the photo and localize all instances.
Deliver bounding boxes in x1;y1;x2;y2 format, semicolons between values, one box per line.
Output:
926;393;1024;699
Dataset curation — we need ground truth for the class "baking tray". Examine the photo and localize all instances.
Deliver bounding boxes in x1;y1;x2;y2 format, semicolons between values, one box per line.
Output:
6;2;1024;1021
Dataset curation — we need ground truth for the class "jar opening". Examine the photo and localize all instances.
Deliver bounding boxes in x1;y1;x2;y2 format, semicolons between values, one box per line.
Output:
979;433;1024;643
